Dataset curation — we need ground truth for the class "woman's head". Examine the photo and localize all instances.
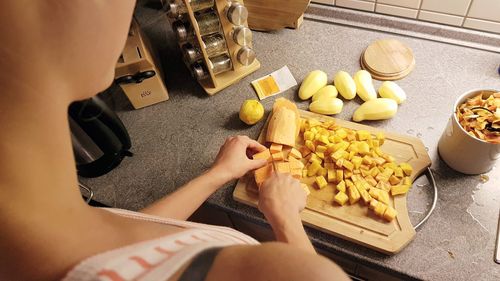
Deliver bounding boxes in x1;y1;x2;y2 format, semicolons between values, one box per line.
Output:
0;1;136;101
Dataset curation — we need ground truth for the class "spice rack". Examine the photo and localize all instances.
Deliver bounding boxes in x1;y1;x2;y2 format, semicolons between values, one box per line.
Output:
166;0;260;95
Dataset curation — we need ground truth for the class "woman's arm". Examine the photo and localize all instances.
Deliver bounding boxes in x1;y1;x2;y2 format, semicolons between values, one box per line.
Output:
141;136;267;220
258;172;315;254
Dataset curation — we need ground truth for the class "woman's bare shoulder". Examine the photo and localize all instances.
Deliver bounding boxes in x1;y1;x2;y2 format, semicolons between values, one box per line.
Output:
204;242;350;281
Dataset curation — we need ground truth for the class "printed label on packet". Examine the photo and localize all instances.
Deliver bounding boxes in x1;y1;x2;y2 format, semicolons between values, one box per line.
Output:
251;66;297;100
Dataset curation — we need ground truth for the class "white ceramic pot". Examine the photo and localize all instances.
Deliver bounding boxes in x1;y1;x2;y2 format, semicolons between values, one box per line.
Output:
438;89;500;175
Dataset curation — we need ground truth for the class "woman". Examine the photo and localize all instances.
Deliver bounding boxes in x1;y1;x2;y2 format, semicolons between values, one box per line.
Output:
0;1;349;280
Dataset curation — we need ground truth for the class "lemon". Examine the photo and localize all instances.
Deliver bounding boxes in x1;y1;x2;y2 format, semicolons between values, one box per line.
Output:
239;99;264;125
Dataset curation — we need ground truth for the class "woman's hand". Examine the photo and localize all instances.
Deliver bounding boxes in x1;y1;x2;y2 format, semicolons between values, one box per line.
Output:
210;135;267;182
258;172;307;227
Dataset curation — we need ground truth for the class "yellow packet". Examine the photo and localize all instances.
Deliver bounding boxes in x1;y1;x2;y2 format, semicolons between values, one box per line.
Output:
251;66;297;100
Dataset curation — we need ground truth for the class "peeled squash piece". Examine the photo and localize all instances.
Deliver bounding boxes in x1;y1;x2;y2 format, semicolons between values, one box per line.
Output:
353;70;377;102
272;98;300;138
353;98;398;122
312;85;338;101
266;98;299;146
309;98;343;115
378;81;406;104
333;71;356;100
299;70;328;100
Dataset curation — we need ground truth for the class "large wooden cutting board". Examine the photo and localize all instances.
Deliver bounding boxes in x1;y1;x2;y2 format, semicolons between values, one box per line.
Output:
245;0;310;31
233;110;431;254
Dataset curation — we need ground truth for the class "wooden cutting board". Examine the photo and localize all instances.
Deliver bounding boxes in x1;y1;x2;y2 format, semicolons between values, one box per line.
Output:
244;0;310;31
233;110;431;254
361;39;415;81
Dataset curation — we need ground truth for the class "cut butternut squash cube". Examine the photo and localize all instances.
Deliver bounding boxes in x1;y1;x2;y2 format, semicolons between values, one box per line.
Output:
253;149;272;163
315;145;327;153
309;153;322;164
317;167;327;177
394;167;404;178
291;168;302;179
369;188;380;199
376;181;391;192
336;170;344;183
254;164;272;186
357;130;371;141
315;152;325;159
288;148;302;159
358;188;372;205
378;190;390;205
389;175;401;185
383;206;398;222
402;177;412;186
369;167;379;177
298;146;312;158
369;199;379;210
351;156;363;169
344;170;353;179
305;140;315;152
272;151;284;161
343;160;354;171
334;191;349;206
289;157;305;169
357;142;370;155
315;176;328;189
336;181;346;193
399;163;413;176
374;202;388;217
275;162;291;174
327;169;336;183
335;129;348;139
362;155;373;165
391;184;410;196
307;161;322;177
364;175;377;187
347;185;361;204
318;135;329;145
304;131;315;141
308;118;322;128
270;143;283;153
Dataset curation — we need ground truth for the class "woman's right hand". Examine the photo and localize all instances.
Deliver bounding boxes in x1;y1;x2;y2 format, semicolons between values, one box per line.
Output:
258;172;307;226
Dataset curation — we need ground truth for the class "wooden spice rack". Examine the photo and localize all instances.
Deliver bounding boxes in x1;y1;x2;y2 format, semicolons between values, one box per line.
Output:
171;0;260;95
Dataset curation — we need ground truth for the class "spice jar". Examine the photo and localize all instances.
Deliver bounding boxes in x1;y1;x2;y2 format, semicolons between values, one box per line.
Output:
195;11;221;36
182;33;227;63
168;0;214;18
209;53;232;75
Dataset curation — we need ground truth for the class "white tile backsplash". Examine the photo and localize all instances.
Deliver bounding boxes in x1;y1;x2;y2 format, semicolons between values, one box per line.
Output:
311;0;335;5
464;18;500;33
418;10;464;26
336;0;375;12
377;0;421;9
308;0;500;34
420;0;472;16
376;4;418;19
467;0;500;22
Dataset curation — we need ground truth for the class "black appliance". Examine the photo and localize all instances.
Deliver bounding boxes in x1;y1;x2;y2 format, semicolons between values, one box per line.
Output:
68;96;132;178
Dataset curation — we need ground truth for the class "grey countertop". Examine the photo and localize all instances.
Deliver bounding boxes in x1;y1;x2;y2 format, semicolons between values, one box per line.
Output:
83;3;500;280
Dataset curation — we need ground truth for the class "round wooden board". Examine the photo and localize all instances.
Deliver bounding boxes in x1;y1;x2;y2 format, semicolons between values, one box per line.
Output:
244;0;310;31
362;39;415;77
360;54;415;81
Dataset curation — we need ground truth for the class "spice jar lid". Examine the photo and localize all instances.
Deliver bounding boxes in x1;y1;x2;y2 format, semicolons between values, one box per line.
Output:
233;26;252;46
182;44;199;63
227;2;248;26
236;46;256;66
173;21;188;42
192;63;208;80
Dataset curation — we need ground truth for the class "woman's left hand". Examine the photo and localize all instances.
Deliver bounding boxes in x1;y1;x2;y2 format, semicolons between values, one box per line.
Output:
211;135;267;182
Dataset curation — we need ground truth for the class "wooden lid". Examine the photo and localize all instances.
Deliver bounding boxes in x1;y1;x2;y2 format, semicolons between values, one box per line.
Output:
361;39;415;80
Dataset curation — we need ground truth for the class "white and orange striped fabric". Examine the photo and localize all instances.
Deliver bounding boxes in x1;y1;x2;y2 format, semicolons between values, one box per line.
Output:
62;208;259;281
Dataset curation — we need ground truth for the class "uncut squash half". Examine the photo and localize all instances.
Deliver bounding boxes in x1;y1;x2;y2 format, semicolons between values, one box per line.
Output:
266;98;300;146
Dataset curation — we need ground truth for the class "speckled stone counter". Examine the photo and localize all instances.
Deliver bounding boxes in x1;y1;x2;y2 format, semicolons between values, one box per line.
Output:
82;3;500;280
